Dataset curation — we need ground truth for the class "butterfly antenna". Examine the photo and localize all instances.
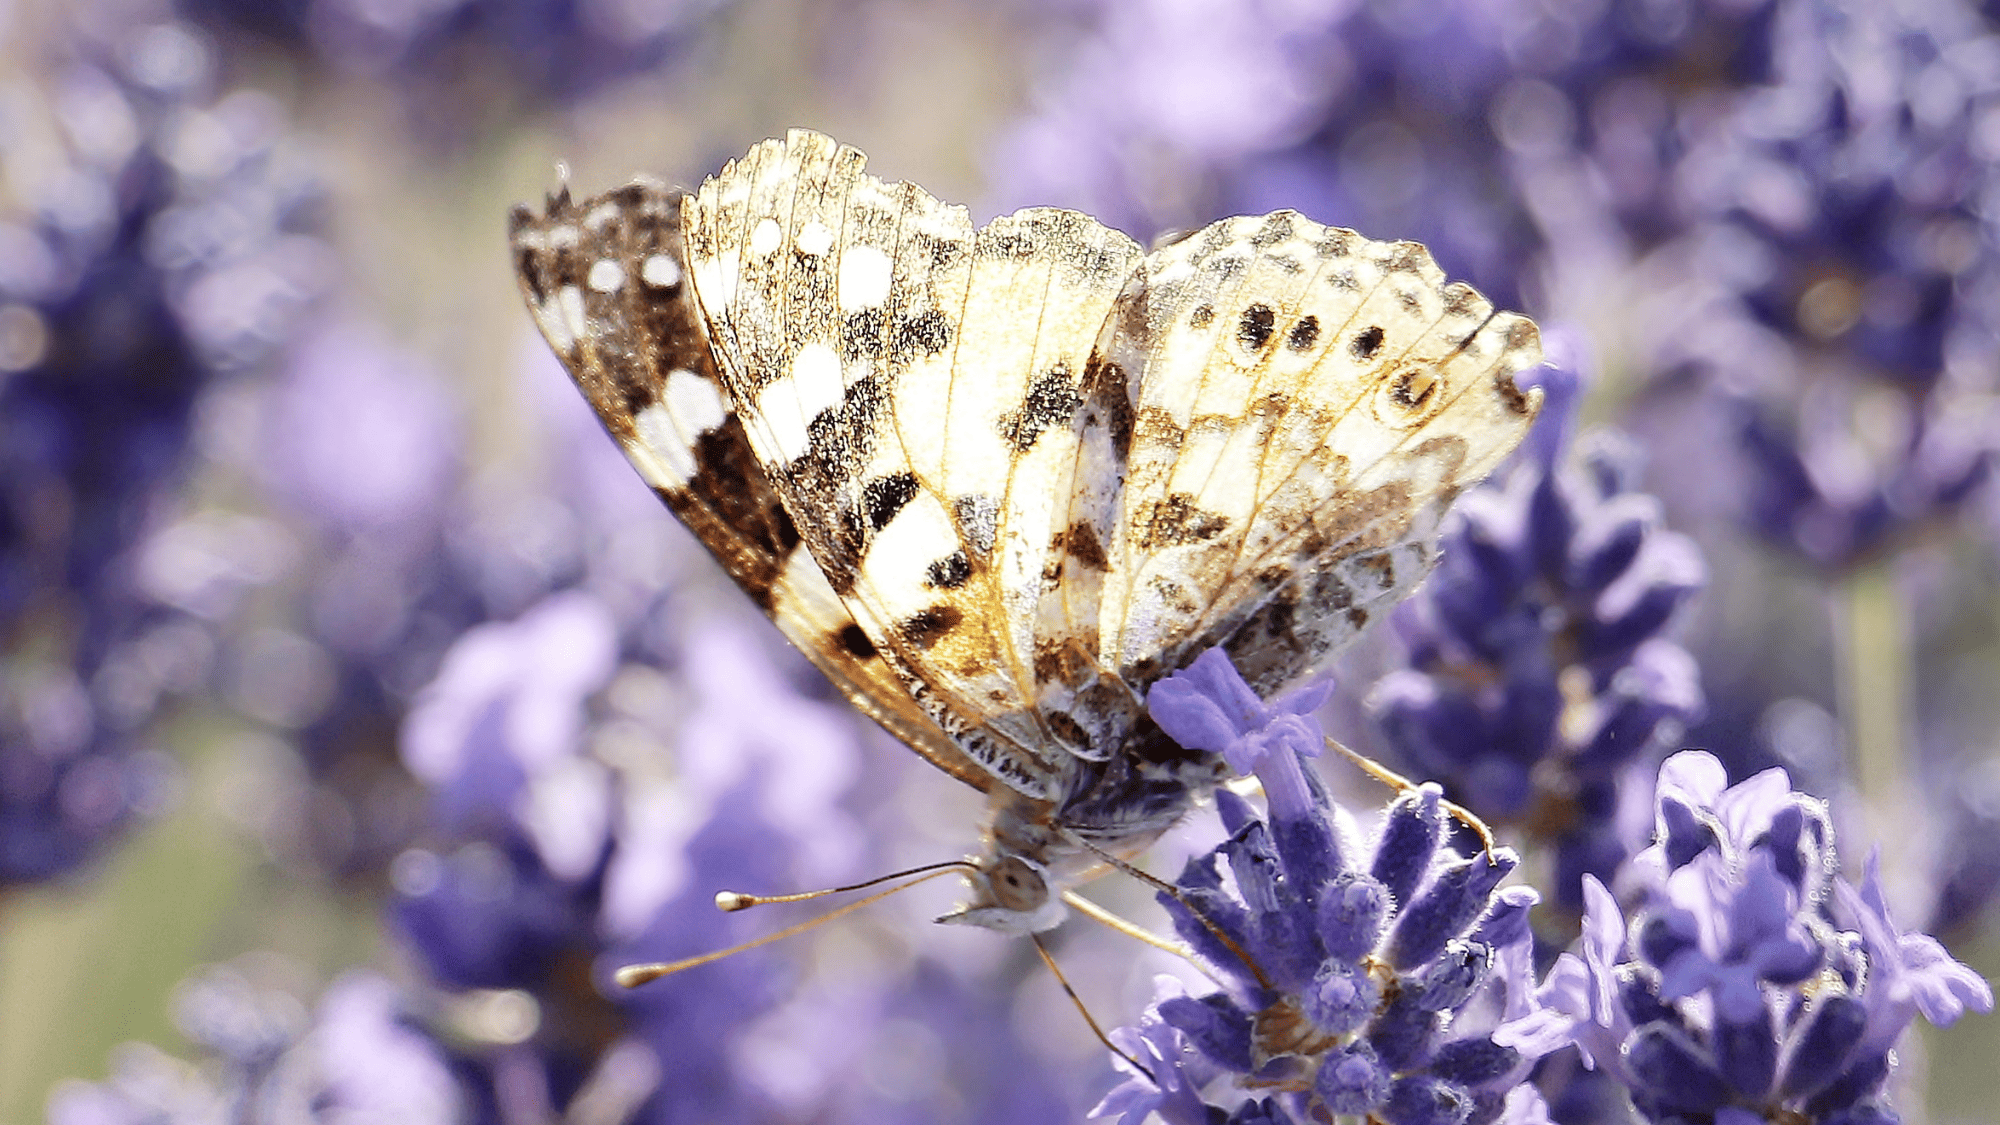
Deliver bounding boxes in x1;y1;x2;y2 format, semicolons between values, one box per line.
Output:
1323;736;1499;856
1030;932;1155;1084
1064;834;1272;990
614;862;976;988
712;859;979;910
1061;891;1222;987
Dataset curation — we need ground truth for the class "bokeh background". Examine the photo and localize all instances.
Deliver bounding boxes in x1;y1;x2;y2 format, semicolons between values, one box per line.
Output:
1;0;1997;1121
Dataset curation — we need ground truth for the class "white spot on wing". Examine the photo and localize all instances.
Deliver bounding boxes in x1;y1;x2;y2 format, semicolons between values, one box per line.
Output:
761;342;845;461
797;221;833;256
587;259;625;293
630;402;696;487
838;245;893;311
641;254;681;288
583;202;621;229
751;218;782;256
663;368;727;436
536;300;575;352
548;225;581;249
868;492;960;617
556;286;587;346
693;258;740;307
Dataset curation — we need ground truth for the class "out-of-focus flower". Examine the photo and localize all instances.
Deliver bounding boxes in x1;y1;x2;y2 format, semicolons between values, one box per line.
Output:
1110;649;1555;1123
1501;751;1994;1123
45;965;461;1125
378;580;1088;1122
1671;0;2000;568
1;15;329;886
1369;359;1706;906
995;0;1778;309
182;0;735;108
385;588;856;1120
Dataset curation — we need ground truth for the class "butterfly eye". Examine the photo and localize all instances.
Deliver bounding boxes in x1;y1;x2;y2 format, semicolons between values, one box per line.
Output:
987;856;1048;913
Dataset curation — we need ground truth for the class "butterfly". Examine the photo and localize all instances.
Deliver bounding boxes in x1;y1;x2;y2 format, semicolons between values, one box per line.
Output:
509;130;1543;933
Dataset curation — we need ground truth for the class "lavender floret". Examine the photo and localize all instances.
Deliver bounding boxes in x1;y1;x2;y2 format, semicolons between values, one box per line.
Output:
1107;651;1556;1124
1504;751;1993;1123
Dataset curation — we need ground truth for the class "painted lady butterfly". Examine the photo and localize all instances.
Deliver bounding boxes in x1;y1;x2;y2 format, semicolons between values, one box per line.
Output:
510;130;1542;933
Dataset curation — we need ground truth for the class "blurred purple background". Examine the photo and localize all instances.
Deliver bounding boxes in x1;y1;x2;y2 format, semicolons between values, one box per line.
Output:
2;0;1996;1121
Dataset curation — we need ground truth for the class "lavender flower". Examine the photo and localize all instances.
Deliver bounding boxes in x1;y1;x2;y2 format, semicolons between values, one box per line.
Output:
1673;0;2000;568
995;0;1779;313
1110;649;1556;1124
1502;751;1993;1123
183;0;735;107
1369;362;1706;905
381;584;1088;1122
387;589;861;1120
1;14;328;886
46;965;461;1125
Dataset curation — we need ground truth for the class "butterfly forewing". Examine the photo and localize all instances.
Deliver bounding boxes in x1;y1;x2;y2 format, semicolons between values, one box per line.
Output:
682;131;1157;797
508;178;993;794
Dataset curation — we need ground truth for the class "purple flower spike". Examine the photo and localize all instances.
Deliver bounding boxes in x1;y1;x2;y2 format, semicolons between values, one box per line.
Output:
1369;414;1705;907
1112;685;1550;1124
1516;754;1992;1123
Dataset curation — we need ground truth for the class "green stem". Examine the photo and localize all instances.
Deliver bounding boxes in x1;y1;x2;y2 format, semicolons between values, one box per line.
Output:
1832;558;1916;887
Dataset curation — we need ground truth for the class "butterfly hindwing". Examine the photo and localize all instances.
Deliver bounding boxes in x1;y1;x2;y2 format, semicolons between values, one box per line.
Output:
508;179;994;794
1092;211;1543;698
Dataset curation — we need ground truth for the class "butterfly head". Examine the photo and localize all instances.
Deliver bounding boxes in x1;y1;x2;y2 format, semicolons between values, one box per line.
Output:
936;851;1069;934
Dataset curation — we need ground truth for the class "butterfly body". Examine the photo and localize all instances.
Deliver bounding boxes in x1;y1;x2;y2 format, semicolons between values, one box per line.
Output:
510;131;1543;932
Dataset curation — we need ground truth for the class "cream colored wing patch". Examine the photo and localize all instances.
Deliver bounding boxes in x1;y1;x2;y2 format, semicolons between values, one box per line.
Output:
1092;211;1544;696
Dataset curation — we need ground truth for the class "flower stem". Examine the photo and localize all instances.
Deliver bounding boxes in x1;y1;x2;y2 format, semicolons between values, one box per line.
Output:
1833;559;1915;897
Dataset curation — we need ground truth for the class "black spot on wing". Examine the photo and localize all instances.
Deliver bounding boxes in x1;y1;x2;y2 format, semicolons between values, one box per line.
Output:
912;231;967;271
513;241;551;304
1081;355;1134;462
926;551;973;589
1389;369;1437;411
1314;230;1353;258
1137;493;1228;549
892;308;952;358
841;307;887;361
1250;213;1294;248
864;472;919;531
772;503;800;551
899;605;963;649
998;365;1083;452
1190;304;1214;329
1287;315;1320;352
1496;369;1535;416
1238;304;1276;351
785;377;889;595
1061;520;1108;572
1352;325;1385;359
837;623;877;659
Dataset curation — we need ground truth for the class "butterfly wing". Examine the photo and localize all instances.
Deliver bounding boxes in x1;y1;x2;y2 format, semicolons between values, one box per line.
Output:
509;180;993;793
680;131;1149;799
519;135;1545;814
1092;212;1544;697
